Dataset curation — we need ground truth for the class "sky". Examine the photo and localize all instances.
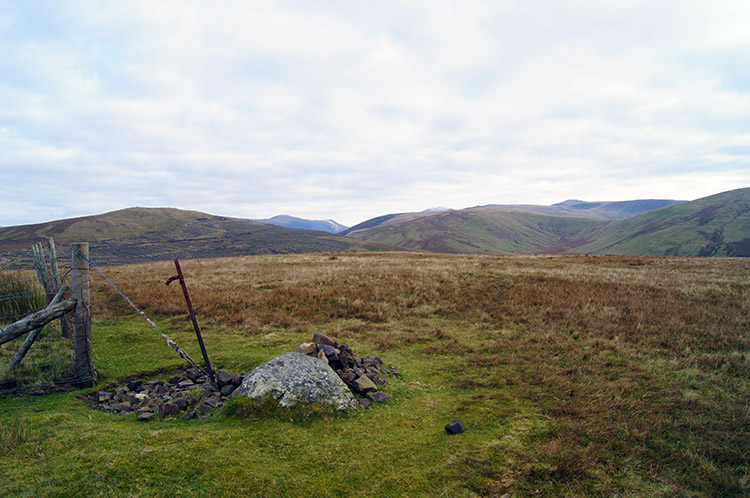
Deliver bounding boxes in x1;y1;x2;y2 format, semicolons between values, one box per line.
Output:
1;0;749;228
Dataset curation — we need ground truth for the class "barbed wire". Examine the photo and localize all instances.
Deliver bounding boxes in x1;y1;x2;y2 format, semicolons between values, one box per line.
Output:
71;247;209;377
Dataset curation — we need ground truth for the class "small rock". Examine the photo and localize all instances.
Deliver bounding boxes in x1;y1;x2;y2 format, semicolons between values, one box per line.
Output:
354;375;378;394
181;411;196;420
127;380;143;391
196;404;212;416
220;384;237;396
445;419;466;435
231;374;242;387
96;391;112;402
203;396;220;408
184;394;199;406
318;344;339;361
138;412;155;421
358;398;372;409
174;399;188;411
186;368;202;381
366;392;391;403
312;332;337;347
177;379;195;389
159;403;180;417
168;375;183;385
294;342;318;355
216;370;233;386
373;376;389;386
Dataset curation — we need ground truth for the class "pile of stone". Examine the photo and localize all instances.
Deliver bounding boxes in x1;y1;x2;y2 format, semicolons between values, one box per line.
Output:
84;332;395;418
85;368;245;421
294;332;396;408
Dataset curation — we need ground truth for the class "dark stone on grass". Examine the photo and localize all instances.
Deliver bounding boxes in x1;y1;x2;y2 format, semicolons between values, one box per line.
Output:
159;403;180;417
358;397;372;409
366;392;391;403
127;380;142;391
186;368;202;381
373;376;389;386
445;419;465;435
174;399;188;411
216;370;233;386
221;384;237;396
181;411;196;420
354;375;377;394
110;402;130;412
196;403;212;416
203;396;220;408
231;374;242;386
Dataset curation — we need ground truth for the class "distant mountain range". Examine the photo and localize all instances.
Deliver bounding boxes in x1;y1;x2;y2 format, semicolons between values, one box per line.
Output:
254;215;348;233
0;188;747;266
345;188;749;257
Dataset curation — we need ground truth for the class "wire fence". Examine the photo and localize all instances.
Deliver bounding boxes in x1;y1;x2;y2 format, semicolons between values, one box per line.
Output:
0;245;81;395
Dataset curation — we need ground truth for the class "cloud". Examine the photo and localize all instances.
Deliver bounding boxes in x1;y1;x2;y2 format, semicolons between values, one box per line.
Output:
1;0;749;227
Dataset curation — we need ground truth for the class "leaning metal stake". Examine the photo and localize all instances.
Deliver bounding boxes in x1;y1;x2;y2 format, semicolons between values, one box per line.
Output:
166;259;215;383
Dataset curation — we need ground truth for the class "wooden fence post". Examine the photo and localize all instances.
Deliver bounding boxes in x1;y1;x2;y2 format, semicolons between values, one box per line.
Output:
71;242;96;387
47;237;71;337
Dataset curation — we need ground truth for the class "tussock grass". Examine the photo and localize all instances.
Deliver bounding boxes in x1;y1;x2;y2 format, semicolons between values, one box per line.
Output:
0;269;47;325
1;253;748;497
0;414;29;456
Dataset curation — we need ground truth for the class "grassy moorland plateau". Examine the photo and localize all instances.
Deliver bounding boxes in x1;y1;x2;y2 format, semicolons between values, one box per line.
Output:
1;251;748;497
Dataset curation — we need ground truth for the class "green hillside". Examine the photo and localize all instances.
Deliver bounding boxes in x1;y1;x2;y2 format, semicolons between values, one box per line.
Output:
0;208;404;267
573;188;750;256
346;188;750;257
346;208;606;254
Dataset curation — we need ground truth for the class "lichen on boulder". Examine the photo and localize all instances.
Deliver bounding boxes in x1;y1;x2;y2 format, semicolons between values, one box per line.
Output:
237;352;358;410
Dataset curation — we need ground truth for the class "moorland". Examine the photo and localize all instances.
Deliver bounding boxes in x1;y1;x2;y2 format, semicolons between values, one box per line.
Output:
1;252;748;497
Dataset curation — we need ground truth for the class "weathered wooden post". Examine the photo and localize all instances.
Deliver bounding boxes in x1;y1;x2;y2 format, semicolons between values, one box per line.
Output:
47;237;71;337
71;242;96;387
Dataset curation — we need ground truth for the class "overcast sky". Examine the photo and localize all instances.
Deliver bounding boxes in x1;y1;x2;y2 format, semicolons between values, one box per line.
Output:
1;0;749;227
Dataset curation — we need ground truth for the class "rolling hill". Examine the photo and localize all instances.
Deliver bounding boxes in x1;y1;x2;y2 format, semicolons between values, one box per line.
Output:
572;188;750;256
345;189;750;257
0;207;404;267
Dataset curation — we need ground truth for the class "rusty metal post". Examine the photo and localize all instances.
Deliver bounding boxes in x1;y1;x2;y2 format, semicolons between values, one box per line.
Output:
166;259;215;383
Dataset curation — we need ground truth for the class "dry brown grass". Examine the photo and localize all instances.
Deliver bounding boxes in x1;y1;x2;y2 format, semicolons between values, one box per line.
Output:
89;252;750;496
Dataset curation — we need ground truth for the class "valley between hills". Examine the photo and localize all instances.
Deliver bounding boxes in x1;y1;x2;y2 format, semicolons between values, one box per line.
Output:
0;187;748;267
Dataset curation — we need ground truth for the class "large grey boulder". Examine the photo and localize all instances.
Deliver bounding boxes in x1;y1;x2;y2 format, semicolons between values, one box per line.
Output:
237;352;358;410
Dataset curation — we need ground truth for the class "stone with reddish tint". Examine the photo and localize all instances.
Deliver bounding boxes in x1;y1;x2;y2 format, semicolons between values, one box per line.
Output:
312;332;337;347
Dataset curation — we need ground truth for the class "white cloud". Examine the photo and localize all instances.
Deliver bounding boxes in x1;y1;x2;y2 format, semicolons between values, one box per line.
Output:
0;0;748;228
